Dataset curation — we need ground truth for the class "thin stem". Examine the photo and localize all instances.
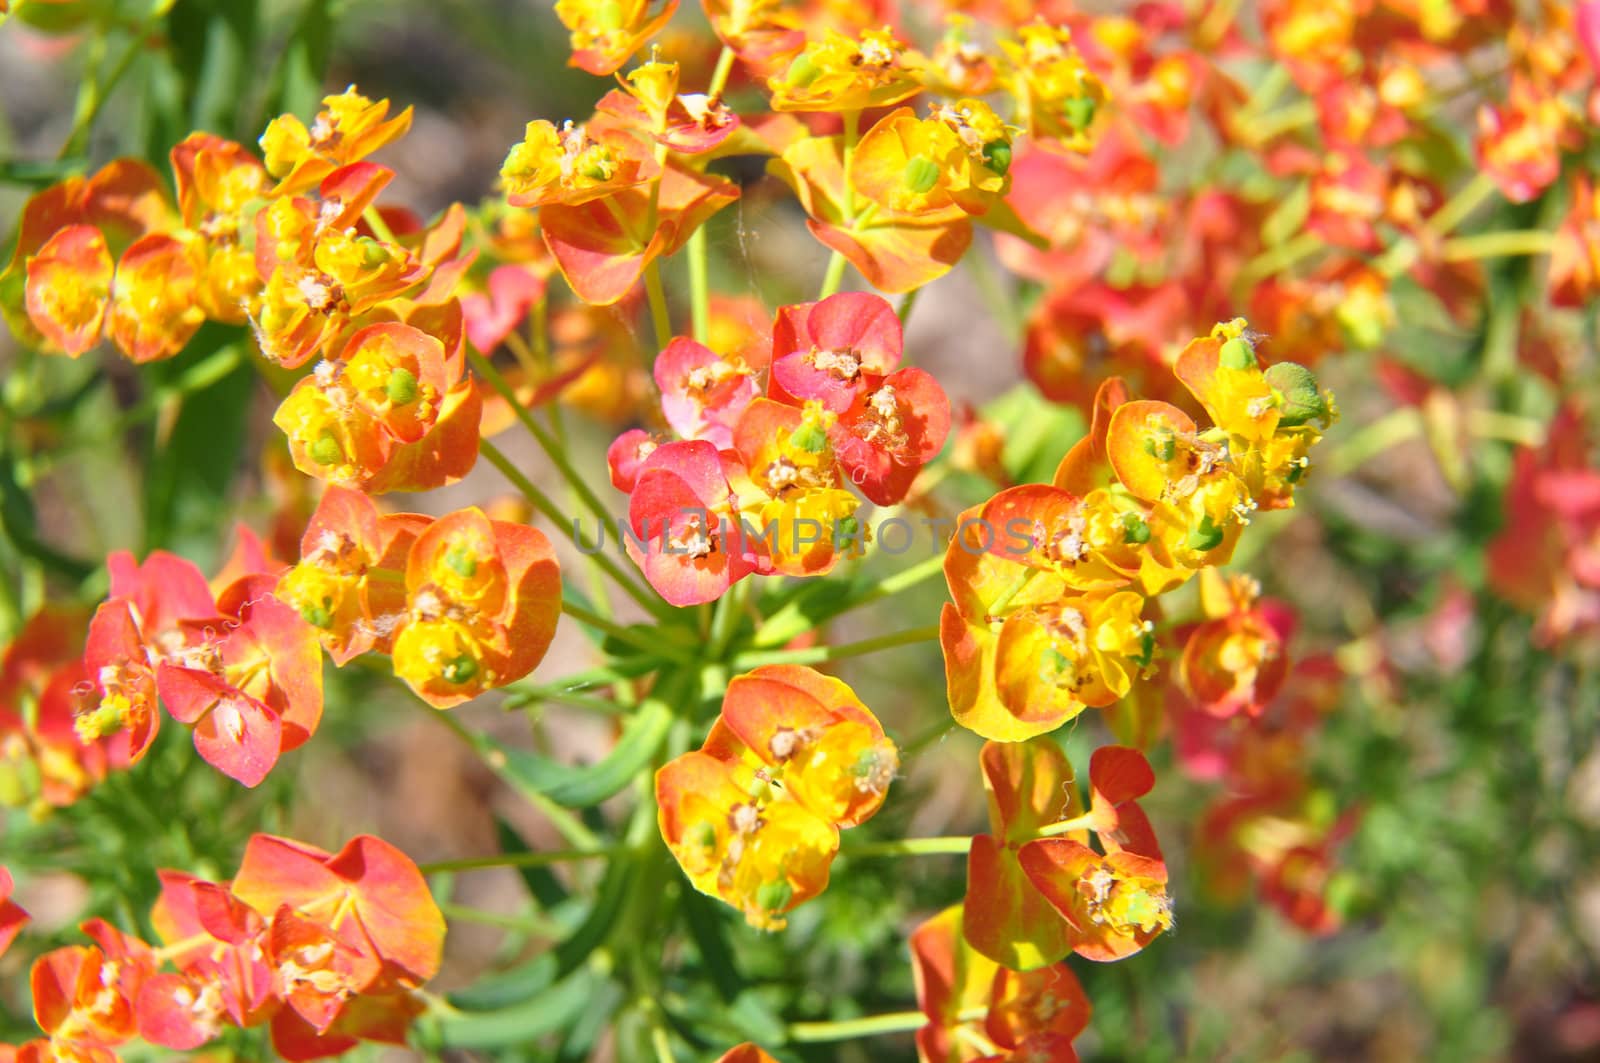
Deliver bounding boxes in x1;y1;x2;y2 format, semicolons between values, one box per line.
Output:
819;250;849;299
477;439;671;620
898;286;922;327
707;46;737;98
1439;230;1556;262
424;704;603;850
818;111;863;300
421;848;614;875
362;205;399;245
61;32;143;160
843;836;972;858
1324;407;1423;477
644;260;673;351
561;599;697;663
1426;172;1499;237
467;349;619;532
734;624;939;668
788;1010;928;1043
687;225;711;344
438;902;567;937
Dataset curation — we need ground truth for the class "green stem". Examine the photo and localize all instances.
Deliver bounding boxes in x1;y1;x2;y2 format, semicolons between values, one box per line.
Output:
1323;407;1422;477
61;32;143;160
843;836;972;858
438;902;566;937
734;624;939;668
818;111;863;300
362;205;399;245
788;1010;928;1042
819;251;849;299
477;439;672;621
1439;230;1556;262
897;286;922;327
423;704;603;850
687;225;711;344
421;848;615;875
1426;172;1499;238
644;260;673;351
707;46;736;98
561;599;697;663
467;349;619;532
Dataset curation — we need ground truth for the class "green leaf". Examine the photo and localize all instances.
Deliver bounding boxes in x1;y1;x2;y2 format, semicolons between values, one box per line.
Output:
495;816;569;908
140;326;255;557
438;970;609;1049
493;699;673;808
264;0;333;123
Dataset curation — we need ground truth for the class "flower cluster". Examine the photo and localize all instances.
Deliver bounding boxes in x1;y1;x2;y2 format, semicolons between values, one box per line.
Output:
9;834;443;1062
657;665;897;929
942;320;1334;742
67;536;320;790
275;488;563;709
611;291;951;605
4;89;484;495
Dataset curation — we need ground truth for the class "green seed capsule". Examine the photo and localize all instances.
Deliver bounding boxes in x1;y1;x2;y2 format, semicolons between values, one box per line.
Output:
1186;515;1225;553
785;52;822;88
903;154;941;194
756;879;794;913
1219;336;1258;370
442;655;479;684
686;820;718;851
1122;513;1151;545
309;431;344;467
386;366;418;405
445;544;478;579
1264;362;1328;426
1063;96;1097;131
790;422;828;454
299;600;334;629
1143;429;1176;463
982;139;1012;176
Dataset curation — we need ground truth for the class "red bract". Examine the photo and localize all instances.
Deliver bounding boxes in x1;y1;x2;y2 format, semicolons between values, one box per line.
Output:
0;868;26;959
829;365;951;506
1177;571;1296;718
231;834;445;993
156;591;323;788
654;336;761;448
626;439;760;606
768;291;902;413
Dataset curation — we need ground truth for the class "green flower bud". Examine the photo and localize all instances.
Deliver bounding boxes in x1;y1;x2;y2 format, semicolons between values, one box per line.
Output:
1265;362;1329;426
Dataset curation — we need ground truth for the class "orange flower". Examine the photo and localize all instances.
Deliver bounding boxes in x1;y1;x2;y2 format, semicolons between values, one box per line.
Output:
259;87;414;196
1017;840;1173;961
766;27;923;113
391;508;562;707
0;867;27;960
657;666;895;929
554;0;679;75
275;487;432;664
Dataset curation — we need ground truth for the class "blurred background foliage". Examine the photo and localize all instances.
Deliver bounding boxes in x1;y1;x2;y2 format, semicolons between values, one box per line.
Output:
1;1;1598;1061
